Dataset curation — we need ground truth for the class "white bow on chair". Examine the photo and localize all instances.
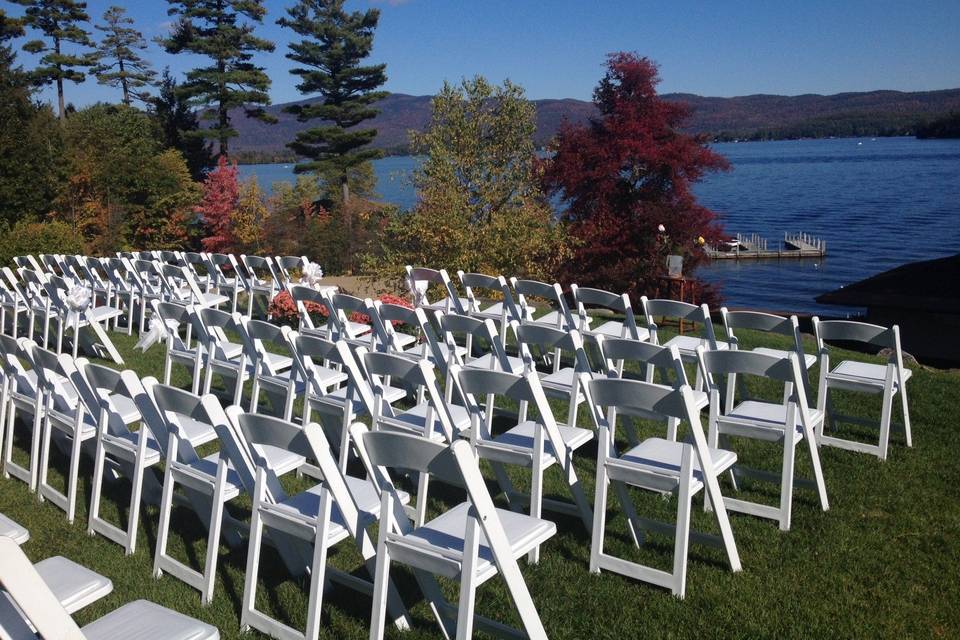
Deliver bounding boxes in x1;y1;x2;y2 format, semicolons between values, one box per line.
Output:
300;261;324;289
406;275;428;306
135;316;170;352
65;284;92;328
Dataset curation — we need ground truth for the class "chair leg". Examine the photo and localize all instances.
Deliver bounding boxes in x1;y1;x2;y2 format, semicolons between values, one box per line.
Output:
201;465;228;605
878;387;894;461
456;514;481;640
126;455;147;555
369;508;393;640
415;472;430;528
240;485;265;633
65;430;83;523
37;416;53;499
672;446;694;598
304;489;333;640
153;463;176;578
900;385;912;448
590;472;609;573
779;428;796;532
527;462;544;564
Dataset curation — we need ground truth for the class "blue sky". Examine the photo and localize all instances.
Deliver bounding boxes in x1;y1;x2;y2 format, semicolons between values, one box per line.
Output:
6;0;960;107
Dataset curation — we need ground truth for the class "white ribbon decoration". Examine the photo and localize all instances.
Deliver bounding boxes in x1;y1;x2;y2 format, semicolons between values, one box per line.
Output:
407;275;428;306
65;284;92;328
299;261;325;289
135;316;170;352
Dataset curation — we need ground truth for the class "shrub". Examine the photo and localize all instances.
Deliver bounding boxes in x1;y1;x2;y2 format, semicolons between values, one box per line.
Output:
0;219;85;268
267;290;412;327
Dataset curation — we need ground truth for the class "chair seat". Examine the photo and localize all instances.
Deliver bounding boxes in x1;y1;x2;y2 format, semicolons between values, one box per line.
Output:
723;400;823;433
273;477;409;540
529;310;590;330
262;352;293;373
323;383;405;413
541;368;603;395
466;353;525;374
827;360;911;388
196;292;228;308
34;556;113;614
345;320;372;337
185;455;243;500
398;502;556;581
249;445;306;477
587;319;650;342
619;437;737;482
662;335;730;357
390;331;418;349
0;513;29;544
87;306;123;323
753;347;817;370
100;391;140;424
471;301;528;323
162;411;218;448
82;599;220;640
422;296;470;314
112;431;163;465
487;420;593;465
384;403;471;439
401;341;467;364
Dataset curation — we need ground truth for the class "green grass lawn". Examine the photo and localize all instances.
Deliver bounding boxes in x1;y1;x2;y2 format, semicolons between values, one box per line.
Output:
2;326;959;639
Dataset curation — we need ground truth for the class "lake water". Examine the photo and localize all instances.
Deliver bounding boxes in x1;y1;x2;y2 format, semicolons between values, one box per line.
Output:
239;137;960;315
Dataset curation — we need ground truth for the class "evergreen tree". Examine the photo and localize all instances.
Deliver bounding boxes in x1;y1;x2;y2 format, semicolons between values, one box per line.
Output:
90;5;156;106
277;0;387;205
160;0;275;156
13;0;94;121
151;68;213;180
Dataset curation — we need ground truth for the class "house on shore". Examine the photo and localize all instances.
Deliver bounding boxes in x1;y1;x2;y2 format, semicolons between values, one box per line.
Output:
816;254;960;366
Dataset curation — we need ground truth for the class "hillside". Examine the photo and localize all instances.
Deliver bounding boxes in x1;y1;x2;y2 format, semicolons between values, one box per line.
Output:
228;88;960;161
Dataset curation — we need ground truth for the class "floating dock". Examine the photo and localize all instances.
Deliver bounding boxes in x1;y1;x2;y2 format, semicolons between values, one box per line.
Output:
707;232;827;260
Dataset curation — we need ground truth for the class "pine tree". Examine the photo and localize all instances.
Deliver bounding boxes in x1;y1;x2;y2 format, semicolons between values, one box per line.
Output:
90;6;156;106
152;68;214;181
277;0;387;205
13;0;95;121
161;0;275;156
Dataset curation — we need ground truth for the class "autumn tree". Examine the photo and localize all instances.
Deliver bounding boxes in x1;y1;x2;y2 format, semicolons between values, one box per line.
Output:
373;77;570;284
232;177;267;253
541;52;729;298
14;0;95;121
161;0;275;156
90;5;156;106
277;0;387;207
197;155;240;253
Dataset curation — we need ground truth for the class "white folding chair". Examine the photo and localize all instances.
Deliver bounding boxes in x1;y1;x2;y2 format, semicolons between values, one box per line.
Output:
641;297;729;390
812;318;913;460
721;308;815;406
353;425;555;640
239;254;278;318
581;377;741;597
512;277;589;331
1;336;43;490
450;365;594;561
699;348;829;531
0;536;220;640
195;307;250;406
205;252;241;314
237;316;305;418
222;408;412;640
571;284;649;341
458;271;528;338
404;265;467;314
81;361;160;555
325;292;374;346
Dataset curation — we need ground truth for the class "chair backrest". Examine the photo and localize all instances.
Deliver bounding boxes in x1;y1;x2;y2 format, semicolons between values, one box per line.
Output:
812;317;907;384
515;323;592;375
239;317;290;376
571;284;642;340
77;360;138;437
641;297;719;347
511;278;575;328
405;265;464;313
273;255;307;289
361;350;457;441
327;292;371;341
595;336;689;386
240;254;275;285
458;271;524;322
437;312;511;371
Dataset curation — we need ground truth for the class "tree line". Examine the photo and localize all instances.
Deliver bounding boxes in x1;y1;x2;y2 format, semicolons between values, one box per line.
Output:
2;0;728;300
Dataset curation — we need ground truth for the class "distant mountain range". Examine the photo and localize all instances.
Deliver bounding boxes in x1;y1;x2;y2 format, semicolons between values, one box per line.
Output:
228;88;960;162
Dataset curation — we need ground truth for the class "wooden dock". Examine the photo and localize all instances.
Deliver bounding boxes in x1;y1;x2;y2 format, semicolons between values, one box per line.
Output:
707;232;827;260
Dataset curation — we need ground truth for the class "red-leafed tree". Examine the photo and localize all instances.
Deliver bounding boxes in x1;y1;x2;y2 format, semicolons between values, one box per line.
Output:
198;155;240;253
541;52;729;299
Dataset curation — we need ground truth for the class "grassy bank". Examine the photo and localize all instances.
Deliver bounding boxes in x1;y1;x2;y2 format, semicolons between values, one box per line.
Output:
1;328;958;639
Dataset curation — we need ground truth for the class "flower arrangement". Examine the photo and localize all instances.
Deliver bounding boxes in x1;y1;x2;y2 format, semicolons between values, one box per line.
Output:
267;290;413;327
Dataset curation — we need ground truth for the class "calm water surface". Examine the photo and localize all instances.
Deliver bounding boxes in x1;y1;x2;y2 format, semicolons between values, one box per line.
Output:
239;137;960;315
